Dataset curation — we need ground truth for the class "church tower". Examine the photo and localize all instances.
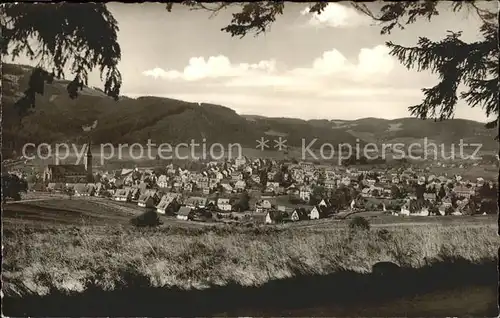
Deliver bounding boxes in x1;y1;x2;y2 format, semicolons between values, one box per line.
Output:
85;139;93;182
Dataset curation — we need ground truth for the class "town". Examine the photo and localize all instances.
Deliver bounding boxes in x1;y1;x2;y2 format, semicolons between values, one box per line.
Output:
4;143;498;226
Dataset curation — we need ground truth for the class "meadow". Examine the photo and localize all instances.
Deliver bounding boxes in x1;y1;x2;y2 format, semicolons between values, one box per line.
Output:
3;217;498;298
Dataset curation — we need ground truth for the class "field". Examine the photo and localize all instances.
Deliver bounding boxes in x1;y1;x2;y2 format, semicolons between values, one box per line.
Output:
2;196;499;301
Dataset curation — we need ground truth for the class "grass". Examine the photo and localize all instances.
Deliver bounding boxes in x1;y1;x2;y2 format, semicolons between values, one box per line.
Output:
3;220;498;298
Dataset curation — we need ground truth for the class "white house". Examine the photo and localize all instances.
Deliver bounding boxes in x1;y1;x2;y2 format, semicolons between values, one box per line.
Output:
217;198;232;211
299;187;311;202
310;206;320;220
265;212;273;224
235;180;246;190
400;205;410;216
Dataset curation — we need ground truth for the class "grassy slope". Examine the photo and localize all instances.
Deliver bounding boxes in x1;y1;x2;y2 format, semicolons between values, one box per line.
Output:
3;220;498;297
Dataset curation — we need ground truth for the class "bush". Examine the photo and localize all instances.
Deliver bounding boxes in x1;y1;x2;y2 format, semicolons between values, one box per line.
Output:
130;209;162;227
377;228;391;240
349;216;370;231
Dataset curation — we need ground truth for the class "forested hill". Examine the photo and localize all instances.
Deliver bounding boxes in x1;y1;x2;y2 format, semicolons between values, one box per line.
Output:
3;63;497;152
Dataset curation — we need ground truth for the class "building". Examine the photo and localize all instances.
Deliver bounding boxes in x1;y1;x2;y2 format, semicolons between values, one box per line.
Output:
291;208;308;221
217;197;232;211
309;206;319;220
299;186;311;202
156;193;180;214
185;196;207;209
43;142;93;183
114;188;131;202
138;189;159;208
177;207;193;221
453;186;475;199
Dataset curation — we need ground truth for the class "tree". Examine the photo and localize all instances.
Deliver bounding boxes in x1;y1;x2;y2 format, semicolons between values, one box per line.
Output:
2;3;122;119
349;216;370;231
64;186;75;199
2;174;26;201
415;184;425;200
309;185;326;206
391;185;401;199
438;186;446;200
3;2;497;136
233;191;250;212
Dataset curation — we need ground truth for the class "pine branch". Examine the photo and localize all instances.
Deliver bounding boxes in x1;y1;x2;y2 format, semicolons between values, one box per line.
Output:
2;2;122;114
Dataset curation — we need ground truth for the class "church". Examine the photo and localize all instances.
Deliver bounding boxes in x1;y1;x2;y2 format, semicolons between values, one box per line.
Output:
43;143;93;183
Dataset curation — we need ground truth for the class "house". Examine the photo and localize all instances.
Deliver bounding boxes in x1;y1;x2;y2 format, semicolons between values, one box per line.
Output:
220;180;234;192
83;183;96;196
310;206;321;220
138;189;159;208
266;181;279;189
72;183;88;196
261;191;274;198
93;182;103;196
231;172;243;181
217;197;232;211
423;193;437;202
442;197;453;207
453;186;475;199
130;187;141;202
276;186;286;195
205;198;217;210
156;193;180;214
177;206;193;221
196;177;209;190
183;183;193;192
325;180;336;189
318;199;330;208
400;204;410;216
361;187;371;198
209;178;219;189
255;199;272;213
251;174;261;184
114;188;131;202
156;175;169;188
185;196;207;209
267;171;277;180
291;208;309;221
299;186;311;202
286;185;300;196
235;180;246;190
265;210;281;224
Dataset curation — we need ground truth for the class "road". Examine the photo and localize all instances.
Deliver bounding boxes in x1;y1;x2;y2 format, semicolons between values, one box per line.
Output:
4;197;64;204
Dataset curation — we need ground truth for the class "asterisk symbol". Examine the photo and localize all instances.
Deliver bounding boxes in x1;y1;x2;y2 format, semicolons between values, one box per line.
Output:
274;137;287;151
256;137;269;151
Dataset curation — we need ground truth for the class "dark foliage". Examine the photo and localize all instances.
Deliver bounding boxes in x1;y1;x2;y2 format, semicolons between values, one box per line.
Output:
130;209;162;227
349;216;370;231
1;3;122;119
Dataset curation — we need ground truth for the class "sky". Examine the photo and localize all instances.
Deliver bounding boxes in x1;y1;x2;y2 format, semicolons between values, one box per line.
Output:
10;2;496;122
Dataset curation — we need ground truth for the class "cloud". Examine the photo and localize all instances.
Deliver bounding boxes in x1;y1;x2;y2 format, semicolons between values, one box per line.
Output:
223;45;396;93
142;55;276;81
136;45;450;121
300;3;371;28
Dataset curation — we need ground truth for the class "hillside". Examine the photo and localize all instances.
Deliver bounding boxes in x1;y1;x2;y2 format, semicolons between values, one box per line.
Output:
2;63;497;154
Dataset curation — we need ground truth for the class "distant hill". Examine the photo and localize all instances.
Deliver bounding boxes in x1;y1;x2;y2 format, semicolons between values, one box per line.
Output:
2;63;497;154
